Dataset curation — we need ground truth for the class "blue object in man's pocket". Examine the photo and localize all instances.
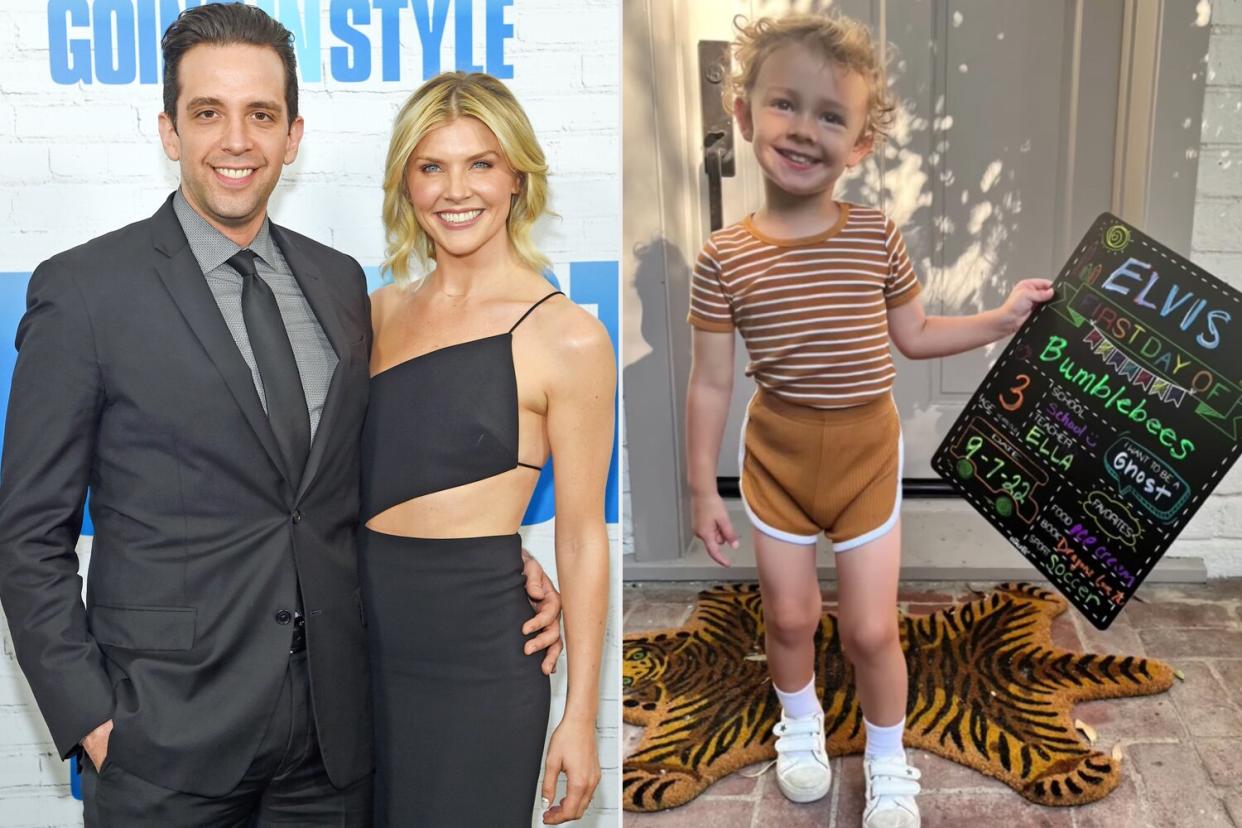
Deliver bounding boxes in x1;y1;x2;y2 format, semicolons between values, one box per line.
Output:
70;754;82;800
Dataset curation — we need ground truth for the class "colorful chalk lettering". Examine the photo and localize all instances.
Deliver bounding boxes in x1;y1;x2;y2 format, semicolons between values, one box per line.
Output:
1102;437;1189;521
1082;490;1143;548
951;419;1049;525
934;214;1242;629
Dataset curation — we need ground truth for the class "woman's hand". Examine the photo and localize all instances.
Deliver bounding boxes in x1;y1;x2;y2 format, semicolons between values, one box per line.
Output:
692;492;738;567
997;279;1055;334
540;718;601;824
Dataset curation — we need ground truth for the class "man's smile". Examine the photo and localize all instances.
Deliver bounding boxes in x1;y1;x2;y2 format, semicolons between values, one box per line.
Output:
212;166;258;184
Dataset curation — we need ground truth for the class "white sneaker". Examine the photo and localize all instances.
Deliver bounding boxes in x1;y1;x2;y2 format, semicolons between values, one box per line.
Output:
772;710;831;803
863;754;921;828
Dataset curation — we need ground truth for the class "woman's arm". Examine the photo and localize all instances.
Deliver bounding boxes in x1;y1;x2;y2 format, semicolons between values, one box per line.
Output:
539;308;615;825
888;279;1054;360
686;328;739;565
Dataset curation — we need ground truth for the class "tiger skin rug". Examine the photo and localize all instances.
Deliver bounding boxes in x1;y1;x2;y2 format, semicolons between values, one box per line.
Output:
622;582;1174;812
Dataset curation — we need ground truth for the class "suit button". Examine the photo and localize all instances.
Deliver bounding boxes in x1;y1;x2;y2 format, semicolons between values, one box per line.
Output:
291;510;302;524
275;610;293;625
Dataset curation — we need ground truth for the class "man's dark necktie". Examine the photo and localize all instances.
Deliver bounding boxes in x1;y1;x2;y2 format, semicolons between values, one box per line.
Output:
227;250;310;487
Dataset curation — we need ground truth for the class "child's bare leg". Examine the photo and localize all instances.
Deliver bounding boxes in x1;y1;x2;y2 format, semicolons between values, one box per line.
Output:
754;531;822;691
837;519;920;825
835;519;906;726
754;529;832;802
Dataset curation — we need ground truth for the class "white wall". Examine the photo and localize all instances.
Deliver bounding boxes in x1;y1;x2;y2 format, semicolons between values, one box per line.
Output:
0;1;621;825
1181;0;1242;576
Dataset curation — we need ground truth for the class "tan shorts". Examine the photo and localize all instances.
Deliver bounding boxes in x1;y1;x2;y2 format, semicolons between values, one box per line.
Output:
738;389;902;550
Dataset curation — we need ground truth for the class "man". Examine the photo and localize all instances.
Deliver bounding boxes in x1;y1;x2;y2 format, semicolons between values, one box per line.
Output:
0;5;560;824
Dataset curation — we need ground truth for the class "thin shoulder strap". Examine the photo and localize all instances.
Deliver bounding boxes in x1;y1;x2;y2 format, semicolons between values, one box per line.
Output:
509;291;564;333
510;290;561;473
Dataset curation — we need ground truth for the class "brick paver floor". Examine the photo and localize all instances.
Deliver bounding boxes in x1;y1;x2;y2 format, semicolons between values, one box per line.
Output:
622;580;1242;827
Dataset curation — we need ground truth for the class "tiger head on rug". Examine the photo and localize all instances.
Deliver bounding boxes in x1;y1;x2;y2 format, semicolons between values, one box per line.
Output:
622;582;1174;812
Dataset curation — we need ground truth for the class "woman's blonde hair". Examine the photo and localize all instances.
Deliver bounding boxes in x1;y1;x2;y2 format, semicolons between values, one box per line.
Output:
725;12;896;143
381;72;550;285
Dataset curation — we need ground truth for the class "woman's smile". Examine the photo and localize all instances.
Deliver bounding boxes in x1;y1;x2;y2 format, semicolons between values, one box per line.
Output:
435;208;485;228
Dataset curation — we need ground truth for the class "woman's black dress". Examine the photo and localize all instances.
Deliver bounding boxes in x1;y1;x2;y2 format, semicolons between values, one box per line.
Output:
358;294;562;826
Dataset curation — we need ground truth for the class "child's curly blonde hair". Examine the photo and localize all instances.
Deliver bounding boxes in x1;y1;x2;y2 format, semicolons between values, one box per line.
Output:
725;11;897;143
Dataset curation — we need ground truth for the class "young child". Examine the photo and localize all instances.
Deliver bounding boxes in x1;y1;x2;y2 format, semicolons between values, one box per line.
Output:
685;12;1053;827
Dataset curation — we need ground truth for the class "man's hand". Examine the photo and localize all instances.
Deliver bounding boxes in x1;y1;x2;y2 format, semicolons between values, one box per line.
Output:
81;719;113;772
520;548;563;675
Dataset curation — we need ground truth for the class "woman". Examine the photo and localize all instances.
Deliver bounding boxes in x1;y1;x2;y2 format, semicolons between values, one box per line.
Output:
359;72;613;826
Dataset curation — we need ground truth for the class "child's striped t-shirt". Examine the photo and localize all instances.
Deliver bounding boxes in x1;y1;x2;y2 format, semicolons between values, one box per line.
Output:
688;203;922;409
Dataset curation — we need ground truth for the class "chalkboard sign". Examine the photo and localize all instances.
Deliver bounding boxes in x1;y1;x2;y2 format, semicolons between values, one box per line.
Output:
932;214;1242;629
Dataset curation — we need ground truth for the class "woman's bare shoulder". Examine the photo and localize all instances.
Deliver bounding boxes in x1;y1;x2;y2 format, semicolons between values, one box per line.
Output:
525;289;611;363
370;281;407;313
369;280;415;334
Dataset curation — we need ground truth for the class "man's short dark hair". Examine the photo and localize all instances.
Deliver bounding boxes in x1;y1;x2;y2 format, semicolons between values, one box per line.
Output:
161;3;299;129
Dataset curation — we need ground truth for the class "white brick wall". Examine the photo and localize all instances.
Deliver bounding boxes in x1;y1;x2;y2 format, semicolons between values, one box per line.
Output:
0;1;621;825
1187;0;1242;577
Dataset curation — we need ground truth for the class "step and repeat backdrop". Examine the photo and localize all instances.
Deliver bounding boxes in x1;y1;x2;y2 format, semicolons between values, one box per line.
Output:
0;1;620;825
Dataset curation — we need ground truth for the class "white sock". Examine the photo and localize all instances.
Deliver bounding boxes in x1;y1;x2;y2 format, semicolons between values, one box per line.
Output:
864;717;907;760
774;675;820;720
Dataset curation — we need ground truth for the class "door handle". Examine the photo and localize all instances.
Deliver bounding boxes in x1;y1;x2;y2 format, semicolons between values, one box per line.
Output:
704;130;733;232
699;40;735;231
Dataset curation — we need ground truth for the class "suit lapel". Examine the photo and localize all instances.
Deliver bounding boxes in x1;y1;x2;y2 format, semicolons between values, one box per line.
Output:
148;196;291;488
269;223;352;503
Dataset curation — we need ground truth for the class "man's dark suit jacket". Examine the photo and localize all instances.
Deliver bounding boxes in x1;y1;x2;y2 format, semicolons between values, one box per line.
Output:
0;194;374;797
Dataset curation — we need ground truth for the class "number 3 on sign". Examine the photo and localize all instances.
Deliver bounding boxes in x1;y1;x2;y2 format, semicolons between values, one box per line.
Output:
1000;374;1030;412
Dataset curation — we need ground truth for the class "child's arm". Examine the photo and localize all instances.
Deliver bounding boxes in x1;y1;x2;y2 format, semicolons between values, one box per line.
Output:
686;328;739;566
888;279;1055;360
